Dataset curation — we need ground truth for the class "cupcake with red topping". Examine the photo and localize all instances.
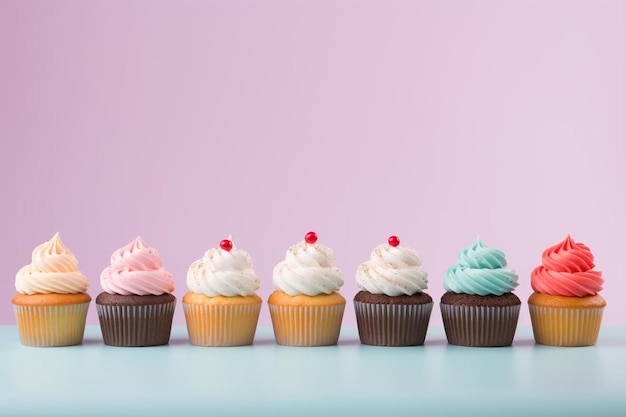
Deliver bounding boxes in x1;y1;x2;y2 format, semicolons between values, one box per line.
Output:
354;236;432;346
96;237;176;347
529;235;605;346
183;237;262;346
268;232;345;346
12;233;91;347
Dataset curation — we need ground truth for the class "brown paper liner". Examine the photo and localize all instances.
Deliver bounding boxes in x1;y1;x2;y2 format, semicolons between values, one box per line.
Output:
183;302;261;346
13;302;90;347
354;301;433;346
528;304;604;346
268;304;345;346
96;300;176;347
440;303;520;347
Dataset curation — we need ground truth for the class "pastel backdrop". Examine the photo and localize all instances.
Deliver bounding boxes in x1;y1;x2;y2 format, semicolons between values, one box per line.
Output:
1;0;624;328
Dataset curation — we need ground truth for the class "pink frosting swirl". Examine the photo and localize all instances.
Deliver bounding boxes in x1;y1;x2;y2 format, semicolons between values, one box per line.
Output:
531;235;603;297
100;237;175;295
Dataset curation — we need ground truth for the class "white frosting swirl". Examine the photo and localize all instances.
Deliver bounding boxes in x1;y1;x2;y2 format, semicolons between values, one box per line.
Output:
15;233;89;295
187;243;260;297
356;243;428;296
272;240;343;296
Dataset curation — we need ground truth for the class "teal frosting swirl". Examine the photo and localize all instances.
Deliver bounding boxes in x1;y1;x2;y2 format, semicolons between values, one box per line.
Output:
444;238;519;296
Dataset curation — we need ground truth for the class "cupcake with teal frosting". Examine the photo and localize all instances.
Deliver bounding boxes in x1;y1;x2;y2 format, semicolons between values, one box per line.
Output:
440;237;521;347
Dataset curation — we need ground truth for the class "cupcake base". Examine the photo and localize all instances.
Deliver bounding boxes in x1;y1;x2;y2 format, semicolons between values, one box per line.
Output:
12;293;91;347
528;292;606;347
96;293;176;347
268;291;345;347
183;292;262;346
354;291;433;346
440;292;521;347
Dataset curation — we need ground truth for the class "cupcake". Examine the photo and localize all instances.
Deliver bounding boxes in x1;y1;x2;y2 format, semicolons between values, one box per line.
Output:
440;237;520;347
268;231;345;346
528;235;605;346
183;237;262;346
96;237;176;347
354;235;433;346
12;233;91;347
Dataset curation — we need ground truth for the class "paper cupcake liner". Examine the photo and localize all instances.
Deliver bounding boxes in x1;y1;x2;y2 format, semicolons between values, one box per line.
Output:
440;303;521;347
96;301;176;347
354;301;433;346
183;302;262;346
528;304;604;346
13;302;90;347
268;304;345;346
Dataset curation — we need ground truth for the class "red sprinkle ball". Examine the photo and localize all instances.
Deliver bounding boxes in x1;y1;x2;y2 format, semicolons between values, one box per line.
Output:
388;236;400;247
220;239;233;252
304;231;318;244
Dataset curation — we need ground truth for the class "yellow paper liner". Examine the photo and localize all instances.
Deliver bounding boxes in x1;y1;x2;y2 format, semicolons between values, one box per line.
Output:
13;302;90;347
183;302;262;346
528;304;604;346
268;304;345;346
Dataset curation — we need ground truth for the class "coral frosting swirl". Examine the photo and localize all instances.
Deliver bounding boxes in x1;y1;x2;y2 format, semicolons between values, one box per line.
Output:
444;238;519;296
273;240;343;296
100;237;175;296
187;241;260;297
531;235;603;296
356;242;428;296
15;233;89;295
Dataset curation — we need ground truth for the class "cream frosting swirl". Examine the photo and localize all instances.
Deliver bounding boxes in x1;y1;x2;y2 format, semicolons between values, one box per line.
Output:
187;240;260;297
100;237;174;295
15;233;89;295
356;241;428;296
272;239;343;296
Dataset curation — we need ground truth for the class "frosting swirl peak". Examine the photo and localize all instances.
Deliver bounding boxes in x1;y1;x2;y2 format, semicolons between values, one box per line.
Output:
101;237;174;296
356;239;428;296
15;233;89;294
272;238;343;296
187;239;260;297
531;235;603;296
444;237;518;296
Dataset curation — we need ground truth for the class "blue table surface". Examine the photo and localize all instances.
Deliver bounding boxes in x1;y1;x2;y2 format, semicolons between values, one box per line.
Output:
1;325;625;417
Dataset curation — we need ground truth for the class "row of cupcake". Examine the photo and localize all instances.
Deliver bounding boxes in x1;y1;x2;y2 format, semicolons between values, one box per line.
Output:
12;232;605;348
353;233;603;347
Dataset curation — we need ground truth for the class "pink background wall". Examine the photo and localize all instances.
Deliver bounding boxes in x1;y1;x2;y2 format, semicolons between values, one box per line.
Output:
1;0;624;328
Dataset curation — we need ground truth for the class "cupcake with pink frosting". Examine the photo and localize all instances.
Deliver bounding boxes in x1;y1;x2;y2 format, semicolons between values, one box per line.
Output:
96;237;176;347
528;235;606;346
